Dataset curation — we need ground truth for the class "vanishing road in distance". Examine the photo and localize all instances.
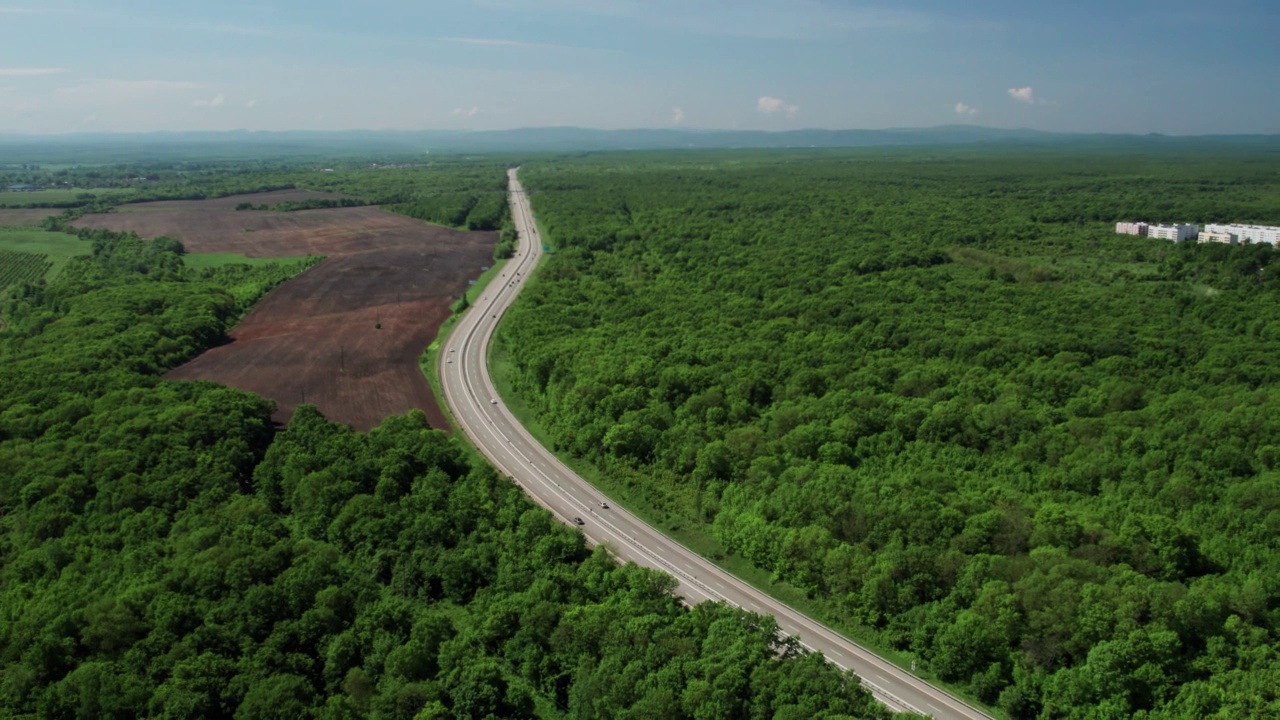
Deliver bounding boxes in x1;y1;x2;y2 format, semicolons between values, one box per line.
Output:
439;167;993;720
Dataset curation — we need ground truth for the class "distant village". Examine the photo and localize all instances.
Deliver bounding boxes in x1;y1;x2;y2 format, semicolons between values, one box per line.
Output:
1117;222;1280;246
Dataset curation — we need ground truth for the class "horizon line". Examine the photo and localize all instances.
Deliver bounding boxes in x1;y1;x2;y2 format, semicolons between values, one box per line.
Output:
0;125;1277;139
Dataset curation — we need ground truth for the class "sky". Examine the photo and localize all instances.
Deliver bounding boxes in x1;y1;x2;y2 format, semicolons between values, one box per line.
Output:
1;0;1277;135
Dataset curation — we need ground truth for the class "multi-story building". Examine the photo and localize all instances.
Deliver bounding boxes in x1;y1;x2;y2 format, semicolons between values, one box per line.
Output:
1203;224;1280;246
1147;223;1199;242
1115;222;1148;236
1198;231;1236;244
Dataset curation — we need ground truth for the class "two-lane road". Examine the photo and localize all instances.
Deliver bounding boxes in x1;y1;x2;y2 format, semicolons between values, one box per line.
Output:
439;168;993;720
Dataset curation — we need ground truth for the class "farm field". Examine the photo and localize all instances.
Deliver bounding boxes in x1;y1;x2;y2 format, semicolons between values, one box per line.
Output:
0;209;56;227
75;193;495;431
76;190;393;255
0;228;91;286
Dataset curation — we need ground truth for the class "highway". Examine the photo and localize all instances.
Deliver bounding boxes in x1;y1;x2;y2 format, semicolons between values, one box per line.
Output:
438;167;993;720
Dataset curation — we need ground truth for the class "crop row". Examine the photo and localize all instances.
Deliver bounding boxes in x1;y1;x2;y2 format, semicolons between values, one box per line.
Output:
0;250;53;291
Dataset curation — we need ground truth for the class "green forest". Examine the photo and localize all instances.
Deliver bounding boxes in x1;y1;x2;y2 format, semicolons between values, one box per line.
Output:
0;216;890;716
496;148;1280;718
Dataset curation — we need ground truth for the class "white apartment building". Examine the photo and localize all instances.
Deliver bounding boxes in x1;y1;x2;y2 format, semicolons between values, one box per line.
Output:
1147;223;1199;242
1203;224;1280;246
1115;222;1148;236
1198;231;1236;244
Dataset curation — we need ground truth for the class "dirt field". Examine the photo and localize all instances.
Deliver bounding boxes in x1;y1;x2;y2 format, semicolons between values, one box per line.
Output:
0;209;57;227
74;194;495;432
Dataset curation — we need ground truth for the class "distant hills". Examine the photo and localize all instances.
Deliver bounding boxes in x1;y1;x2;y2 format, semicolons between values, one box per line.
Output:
1;125;1277;163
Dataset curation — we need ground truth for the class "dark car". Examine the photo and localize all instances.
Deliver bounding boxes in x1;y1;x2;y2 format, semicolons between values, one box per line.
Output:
573;517;584;526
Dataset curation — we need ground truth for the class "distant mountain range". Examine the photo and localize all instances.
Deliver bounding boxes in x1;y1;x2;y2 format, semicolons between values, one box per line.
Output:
1;125;1277;163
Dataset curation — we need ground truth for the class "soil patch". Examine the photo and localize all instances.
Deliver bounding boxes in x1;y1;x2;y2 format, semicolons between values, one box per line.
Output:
75;197;493;432
0;209;57;227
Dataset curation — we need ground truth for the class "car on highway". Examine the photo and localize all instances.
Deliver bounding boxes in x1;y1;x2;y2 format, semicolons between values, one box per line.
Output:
599;501;609;509
573;517;585;525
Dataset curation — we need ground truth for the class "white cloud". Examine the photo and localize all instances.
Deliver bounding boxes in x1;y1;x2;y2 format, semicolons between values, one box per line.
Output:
452;106;480;118
671;106;684;125
192;92;226;108
758;95;798;119
1008;86;1035;104
955;102;978;117
247;99;257;109
0;68;69;77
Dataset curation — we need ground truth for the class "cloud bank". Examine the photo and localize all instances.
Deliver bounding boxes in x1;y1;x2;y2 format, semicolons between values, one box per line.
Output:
1008;86;1034;104
758;95;799;119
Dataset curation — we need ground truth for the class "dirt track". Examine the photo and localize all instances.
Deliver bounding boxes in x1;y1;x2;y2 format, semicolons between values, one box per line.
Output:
75;193;495;432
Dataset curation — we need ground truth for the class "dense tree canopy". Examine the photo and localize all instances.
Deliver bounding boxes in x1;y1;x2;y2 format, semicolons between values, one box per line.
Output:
497;148;1280;718
1;204;889;717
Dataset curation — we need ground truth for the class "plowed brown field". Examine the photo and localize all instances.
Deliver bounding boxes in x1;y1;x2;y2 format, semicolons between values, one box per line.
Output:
0;209;56;227
75;192;495;431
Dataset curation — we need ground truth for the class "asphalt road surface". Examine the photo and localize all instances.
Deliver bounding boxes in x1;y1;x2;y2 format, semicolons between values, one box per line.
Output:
439;168;994;720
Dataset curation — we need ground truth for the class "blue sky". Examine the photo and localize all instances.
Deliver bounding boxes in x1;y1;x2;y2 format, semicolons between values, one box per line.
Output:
1;0;1277;134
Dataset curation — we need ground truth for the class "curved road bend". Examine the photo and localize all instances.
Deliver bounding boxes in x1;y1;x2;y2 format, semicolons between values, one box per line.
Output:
439;168;993;720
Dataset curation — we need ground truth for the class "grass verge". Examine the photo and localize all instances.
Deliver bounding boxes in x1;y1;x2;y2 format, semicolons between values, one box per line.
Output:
0;228;91;279
183;252;308;270
419;253;511;436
